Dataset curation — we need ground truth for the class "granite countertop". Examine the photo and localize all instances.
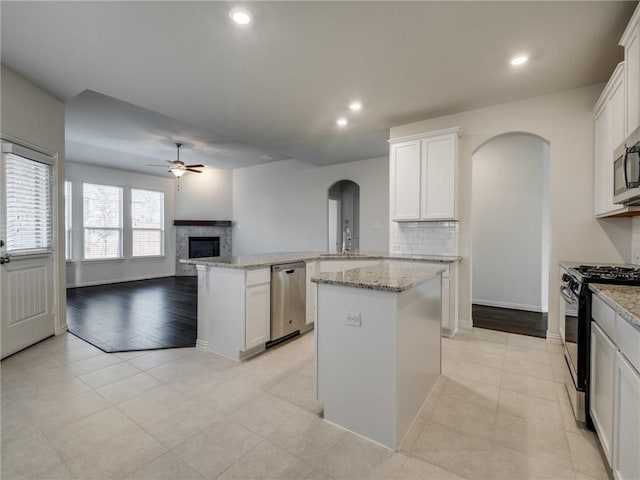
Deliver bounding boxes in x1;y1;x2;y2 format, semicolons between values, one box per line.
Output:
589;284;640;330
311;263;445;293
181;252;462;270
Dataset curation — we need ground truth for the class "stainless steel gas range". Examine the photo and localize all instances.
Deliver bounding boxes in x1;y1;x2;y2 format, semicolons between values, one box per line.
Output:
559;264;640;427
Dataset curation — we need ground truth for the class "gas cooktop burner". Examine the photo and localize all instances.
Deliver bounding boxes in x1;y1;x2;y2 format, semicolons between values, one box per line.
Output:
576;265;640;281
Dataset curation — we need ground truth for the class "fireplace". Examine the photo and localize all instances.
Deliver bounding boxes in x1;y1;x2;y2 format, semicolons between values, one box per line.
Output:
188;236;220;258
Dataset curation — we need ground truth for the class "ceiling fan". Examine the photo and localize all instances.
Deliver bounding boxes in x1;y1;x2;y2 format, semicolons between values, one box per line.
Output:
147;143;204;177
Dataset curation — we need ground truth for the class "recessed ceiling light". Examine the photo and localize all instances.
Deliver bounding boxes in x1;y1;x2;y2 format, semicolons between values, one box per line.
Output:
230;7;252;25
348;101;362;111
510;55;529;66
337;117;348;127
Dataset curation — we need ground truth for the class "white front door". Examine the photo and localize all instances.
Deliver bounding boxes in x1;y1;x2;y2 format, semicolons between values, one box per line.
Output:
1;143;56;358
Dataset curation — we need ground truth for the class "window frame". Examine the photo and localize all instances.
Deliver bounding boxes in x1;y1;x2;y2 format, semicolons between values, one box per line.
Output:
130;187;165;258
82;182;123;261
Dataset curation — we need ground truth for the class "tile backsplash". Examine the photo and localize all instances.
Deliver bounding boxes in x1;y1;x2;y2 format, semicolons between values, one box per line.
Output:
390;221;459;256
632;217;640;265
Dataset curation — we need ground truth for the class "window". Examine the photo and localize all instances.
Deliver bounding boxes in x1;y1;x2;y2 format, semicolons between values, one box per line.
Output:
131;188;164;257
4;153;53;254
64;181;72;260
82;183;122;259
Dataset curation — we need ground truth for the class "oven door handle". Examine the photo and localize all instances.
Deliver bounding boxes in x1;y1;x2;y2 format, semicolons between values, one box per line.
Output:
560;286;578;305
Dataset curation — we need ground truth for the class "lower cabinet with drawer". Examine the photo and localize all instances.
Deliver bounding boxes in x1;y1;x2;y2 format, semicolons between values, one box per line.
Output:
590;293;640;480
613;350;640;480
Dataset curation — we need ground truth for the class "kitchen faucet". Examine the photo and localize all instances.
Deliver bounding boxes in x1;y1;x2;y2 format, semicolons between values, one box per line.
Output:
342;221;352;254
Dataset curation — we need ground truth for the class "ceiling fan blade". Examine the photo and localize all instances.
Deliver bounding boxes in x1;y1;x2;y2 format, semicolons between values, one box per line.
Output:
185;164;204;168
186;168;203;173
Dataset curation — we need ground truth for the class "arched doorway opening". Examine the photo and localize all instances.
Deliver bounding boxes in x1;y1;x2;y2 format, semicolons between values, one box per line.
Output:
471;132;550;337
327;180;360;253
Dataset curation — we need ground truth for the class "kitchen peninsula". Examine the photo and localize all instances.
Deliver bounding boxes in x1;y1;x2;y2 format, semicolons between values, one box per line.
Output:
181;252;459;361
312;263;444;450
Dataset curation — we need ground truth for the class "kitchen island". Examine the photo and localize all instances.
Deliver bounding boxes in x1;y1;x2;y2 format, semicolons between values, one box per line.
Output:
312;263;444;451
181;252;458;361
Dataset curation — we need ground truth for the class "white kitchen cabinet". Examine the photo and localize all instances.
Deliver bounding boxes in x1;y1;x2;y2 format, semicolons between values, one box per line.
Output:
421;133;457;220
621;4;640;137
589;290;640;480
305;261;317;325
612;350;640;480
389;127;460;222
594;63;631;217
385;260;458;336
198;266;271;360
390;140;421;220
245;282;270;350
590;321;616;466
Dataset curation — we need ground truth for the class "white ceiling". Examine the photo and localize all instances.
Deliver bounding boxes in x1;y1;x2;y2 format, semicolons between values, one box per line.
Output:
1;1;637;174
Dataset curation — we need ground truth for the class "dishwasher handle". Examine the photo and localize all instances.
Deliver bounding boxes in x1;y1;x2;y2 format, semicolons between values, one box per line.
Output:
271;262;306;273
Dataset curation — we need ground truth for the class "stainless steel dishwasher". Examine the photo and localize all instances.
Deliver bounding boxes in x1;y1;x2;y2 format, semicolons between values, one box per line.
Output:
269;262;306;346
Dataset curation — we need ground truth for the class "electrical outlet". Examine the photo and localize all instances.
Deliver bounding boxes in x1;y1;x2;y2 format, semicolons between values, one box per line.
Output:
344;311;362;327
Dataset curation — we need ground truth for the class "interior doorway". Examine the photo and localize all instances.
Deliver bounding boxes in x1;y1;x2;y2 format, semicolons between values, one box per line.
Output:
327;180;360;253
471;133;550;337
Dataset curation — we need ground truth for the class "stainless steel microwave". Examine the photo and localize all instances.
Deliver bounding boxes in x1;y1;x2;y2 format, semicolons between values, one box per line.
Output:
613;126;640;205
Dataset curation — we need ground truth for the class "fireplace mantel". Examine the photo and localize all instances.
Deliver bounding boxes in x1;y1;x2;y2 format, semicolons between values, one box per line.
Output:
174;220;232;227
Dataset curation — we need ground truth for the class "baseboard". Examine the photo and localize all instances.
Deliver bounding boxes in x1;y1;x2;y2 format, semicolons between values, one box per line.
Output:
459;317;473;329
472;299;547;313
195;339;208;351
55;323;68;336
66;274;175;289
546;331;563;344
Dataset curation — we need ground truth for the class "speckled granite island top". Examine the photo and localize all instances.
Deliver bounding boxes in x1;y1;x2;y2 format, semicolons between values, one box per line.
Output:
181;252;461;270
311;263;445;292
589;284;640;330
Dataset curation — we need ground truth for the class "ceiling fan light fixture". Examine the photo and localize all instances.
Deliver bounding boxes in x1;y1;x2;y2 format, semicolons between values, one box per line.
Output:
171;165;187;178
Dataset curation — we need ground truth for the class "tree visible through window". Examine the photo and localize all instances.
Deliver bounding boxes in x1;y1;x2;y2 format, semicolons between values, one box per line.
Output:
83;183;122;259
131;188;164;257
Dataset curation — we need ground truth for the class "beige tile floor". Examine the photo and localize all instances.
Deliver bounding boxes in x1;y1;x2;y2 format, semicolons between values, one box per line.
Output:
1;327;608;480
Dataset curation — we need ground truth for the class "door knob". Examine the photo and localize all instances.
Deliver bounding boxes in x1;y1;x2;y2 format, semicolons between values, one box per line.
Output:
0;254;11;265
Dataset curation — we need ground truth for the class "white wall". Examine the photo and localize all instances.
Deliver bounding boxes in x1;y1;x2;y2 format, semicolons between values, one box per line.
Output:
174;168;233;220
233;156;389;255
633;217;640;265
390;84;632;340
65;162;176;287
471;133;549;312
1;64;67;334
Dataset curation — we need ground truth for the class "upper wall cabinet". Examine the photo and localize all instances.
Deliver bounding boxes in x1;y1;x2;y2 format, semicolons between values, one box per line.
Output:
389;127;460;222
594;63;626;217
621;3;640;137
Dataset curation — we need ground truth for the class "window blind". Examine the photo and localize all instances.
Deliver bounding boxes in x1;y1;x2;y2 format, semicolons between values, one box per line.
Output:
83;183;122;259
4;153;53;254
131;188;164;256
64;181;72;260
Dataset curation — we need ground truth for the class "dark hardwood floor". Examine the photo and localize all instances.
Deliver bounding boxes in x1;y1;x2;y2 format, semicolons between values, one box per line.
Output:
472;304;547;338
67;276;198;353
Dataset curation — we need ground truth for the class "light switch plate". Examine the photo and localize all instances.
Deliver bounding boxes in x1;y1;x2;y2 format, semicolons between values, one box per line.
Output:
345;311;362;327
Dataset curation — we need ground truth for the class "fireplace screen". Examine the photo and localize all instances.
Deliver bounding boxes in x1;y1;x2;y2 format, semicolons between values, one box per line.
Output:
188;236;220;258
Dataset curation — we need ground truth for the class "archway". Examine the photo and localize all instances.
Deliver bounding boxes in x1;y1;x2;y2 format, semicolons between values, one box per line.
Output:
471;132;550;336
327;180;360;253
